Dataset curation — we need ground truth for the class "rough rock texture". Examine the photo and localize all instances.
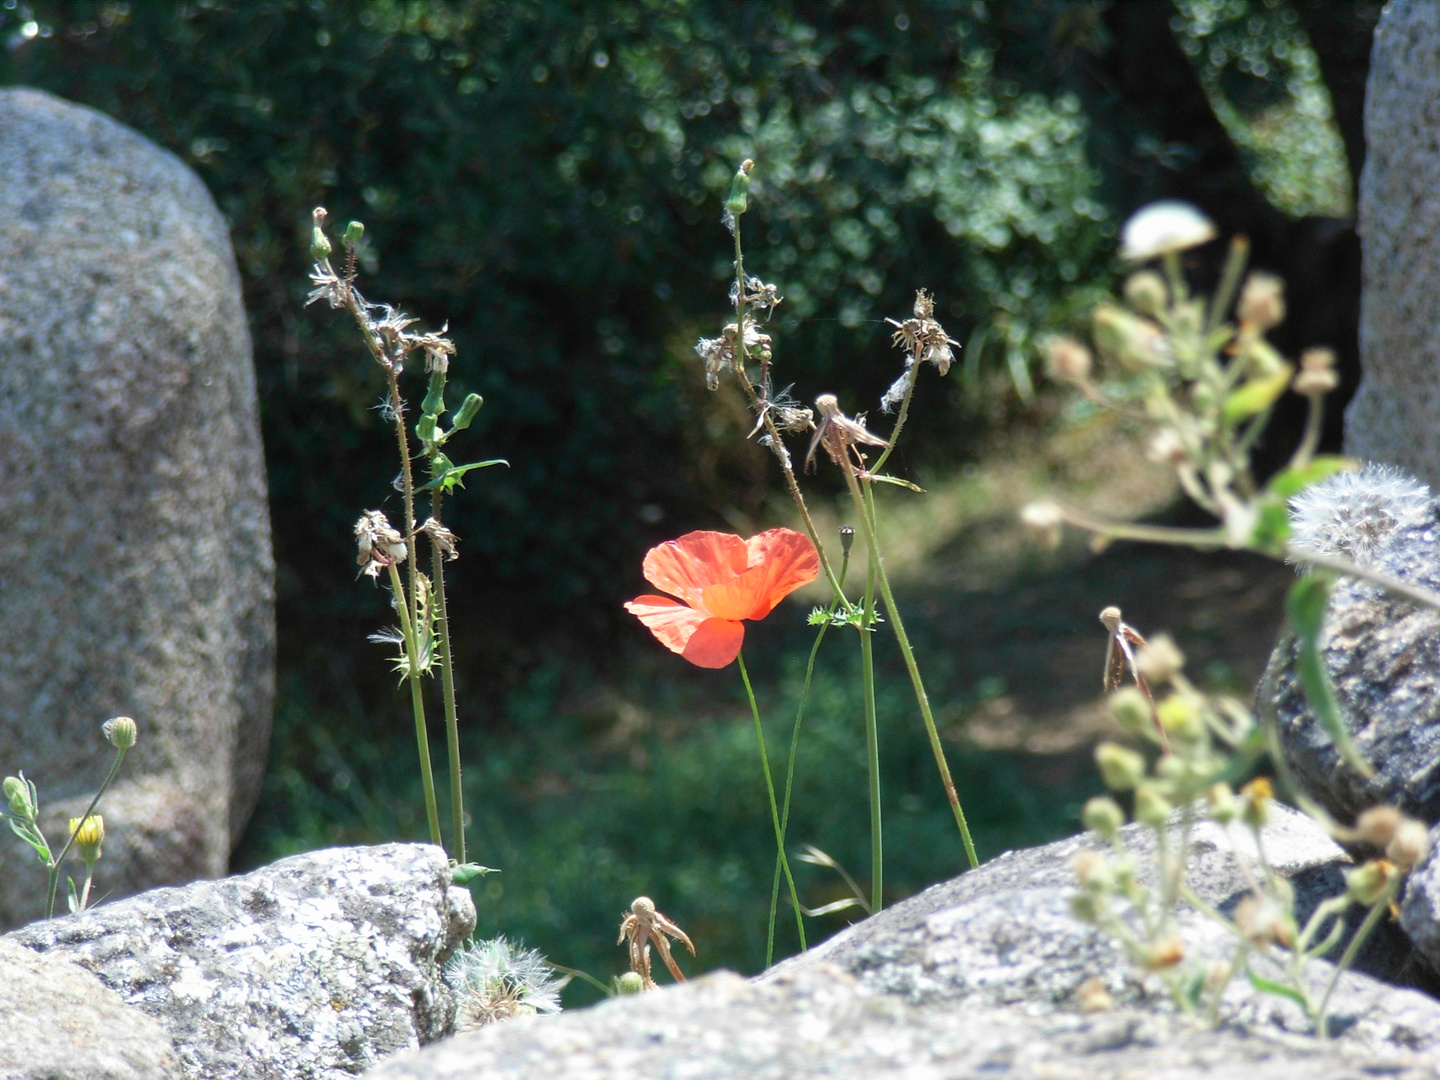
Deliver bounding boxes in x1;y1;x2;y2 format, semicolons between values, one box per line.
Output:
0;938;179;1080
1263;472;1440;826
1345;0;1440;484
368;810;1440;1079
5;844;474;1080
1400;821;1440;974
0;87;274;929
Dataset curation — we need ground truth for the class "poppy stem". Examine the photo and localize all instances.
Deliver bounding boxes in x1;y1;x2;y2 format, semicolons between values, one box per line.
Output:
841;464;979;870
859;537;884;913
737;651;806;966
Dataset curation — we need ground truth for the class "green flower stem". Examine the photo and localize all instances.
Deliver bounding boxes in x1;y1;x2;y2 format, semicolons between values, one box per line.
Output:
45;747;126;919
859;543;883;911
387;562;443;849
841;464;978;869
429;489;466;866
385;367;422;657
738;651;806;965
1316;876;1401;1039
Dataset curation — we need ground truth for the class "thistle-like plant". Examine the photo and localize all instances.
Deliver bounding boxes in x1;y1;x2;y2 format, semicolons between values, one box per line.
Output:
307;208;500;879
443;935;562;1031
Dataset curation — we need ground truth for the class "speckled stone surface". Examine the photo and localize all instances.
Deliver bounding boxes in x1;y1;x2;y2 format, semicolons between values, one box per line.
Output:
1346;0;1440;484
0;87;275;930
0;938;179;1080
5;844;474;1080
368;811;1440;1079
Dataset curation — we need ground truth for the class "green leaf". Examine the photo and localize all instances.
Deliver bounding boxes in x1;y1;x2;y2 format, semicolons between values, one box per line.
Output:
1245;965;1311;1012
868;474;926;493
1286;576;1374;778
451;862;499;885
1222;364;1293;424
419;459;508;493
66;877;79;914
1248;496;1291;556
1265;457;1355;500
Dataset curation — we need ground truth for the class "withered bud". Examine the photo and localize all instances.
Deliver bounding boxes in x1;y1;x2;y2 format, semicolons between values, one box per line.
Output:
1386;819;1431;872
1073;850;1112;890
1237;272;1286;332
1293;347;1339;398
1019;500;1065;550
1135;634;1185;684
1092;305;1167;372
421;518;460;562
1234;894;1293;947
1143;935;1185;970
355;510;408;578
805;394;890;473
1123;270;1168;317
1043;336;1093;383
103;716;137;751
1353;806;1403;849
1345;860;1398;905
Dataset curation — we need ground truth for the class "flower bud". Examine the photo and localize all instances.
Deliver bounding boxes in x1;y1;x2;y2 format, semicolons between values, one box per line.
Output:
1207;782;1238;825
1135;634;1185;684
1107;687;1153;736
1133;782;1172;827
1156;694;1204;742
103;716;137;751
1082;796;1126;840
4;775;33;819
450;393;484;432
1095;742;1146;792
1143;935;1184;970
725;159;754;218
1076;977;1114;1014
1293;347;1339;398
1240;777;1273;830
838;525;855;556
1069;891;1104;923
614;971;647;995
1237;272;1285;331
310;226;332;261
1345;860;1397;906
1386;819;1431;873
1234;894;1293;947
69;815;104;863
1092;305;1167;372
1353;806;1402;848
1043;336;1092;383
1123;270;1168;316
1146;429;1190;468
343;220;365;247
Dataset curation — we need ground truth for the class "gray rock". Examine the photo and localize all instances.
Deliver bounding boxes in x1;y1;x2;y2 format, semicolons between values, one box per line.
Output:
368;810;1440;1079
1345;0;1440;485
1399;821;1440;974
5;843;474;1080
0;938;179;1080
1263;467;1440;826
0;87;274;928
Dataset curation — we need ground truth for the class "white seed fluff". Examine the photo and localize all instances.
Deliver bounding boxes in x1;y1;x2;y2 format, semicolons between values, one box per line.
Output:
1288;464;1432;566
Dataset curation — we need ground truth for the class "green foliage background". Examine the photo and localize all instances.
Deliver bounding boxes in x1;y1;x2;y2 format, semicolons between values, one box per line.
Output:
0;0;1380;996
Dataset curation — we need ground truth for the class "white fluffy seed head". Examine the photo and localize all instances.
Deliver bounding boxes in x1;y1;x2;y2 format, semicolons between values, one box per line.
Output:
1288;465;1432;566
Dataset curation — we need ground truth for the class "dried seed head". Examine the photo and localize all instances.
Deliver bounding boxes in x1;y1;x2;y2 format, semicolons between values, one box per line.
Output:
1386;819;1431;872
1287;464;1432;567
421;518;460;562
1353;806;1403;848
1143;935;1185;971
886;289;956;376
1293;347;1339;398
1237;272;1286;331
1043;336;1093;383
838;525;856;555
1135;634;1185;684
1123;270;1168;317
695;319;771;391
1076;977;1114;1014
355;510;408;578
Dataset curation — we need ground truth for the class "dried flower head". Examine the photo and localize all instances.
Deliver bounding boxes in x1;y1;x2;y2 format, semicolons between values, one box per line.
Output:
885;289;957;377
354;510;408;578
1287;464;1431;567
1292;347;1339;398
1135;634;1185;684
1119;201;1217;262
805;394;890;473
618;896;695;989
1043;337;1093;384
1387;819;1431;872
1237;272;1286;332
696;318;772;391
730;275;783;319
421;517;460;562
1234;894;1292;947
1019;500;1065;549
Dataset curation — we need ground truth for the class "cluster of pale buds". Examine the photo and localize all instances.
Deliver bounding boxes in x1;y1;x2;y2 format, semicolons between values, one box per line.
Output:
355;510;408;578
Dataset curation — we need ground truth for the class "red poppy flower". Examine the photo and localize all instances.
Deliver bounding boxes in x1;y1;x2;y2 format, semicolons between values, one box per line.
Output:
624;528;820;668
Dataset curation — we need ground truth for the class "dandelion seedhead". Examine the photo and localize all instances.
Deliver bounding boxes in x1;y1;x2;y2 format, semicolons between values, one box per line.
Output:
443;936;562;1032
354;510;408;578
1287;465;1431;567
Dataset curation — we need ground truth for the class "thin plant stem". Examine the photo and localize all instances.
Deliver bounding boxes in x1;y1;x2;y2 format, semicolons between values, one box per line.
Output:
385;368;422;655
45;747;126;919
79;862;95;912
737;651;806;965
859;537;883;911
1316;878;1399;1038
388;562;443;848
1286;395;1325;473
430;488;466;865
840;463;978;868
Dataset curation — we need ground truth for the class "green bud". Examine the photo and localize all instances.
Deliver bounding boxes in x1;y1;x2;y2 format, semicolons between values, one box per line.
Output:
1240;777;1273;831
1095;742;1146;792
1068;891;1104;924
421;371;447;419
103;716;137;751
1345;860;1396;906
310;226;332;261
416;413;438;444
725;159;754;218
1081;796;1126;840
1108;687;1152;736
450;394;483;433
1092;305;1167;372
4;775;33;819
343;220;365;247
1123;270;1167;317
614;971;646;995
1133;782;1172;827
1207;782;1238;825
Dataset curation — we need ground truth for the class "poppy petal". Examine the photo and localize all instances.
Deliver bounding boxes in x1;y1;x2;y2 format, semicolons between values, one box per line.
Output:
624;595;709;655
680;618;745;668
701;528;819;620
642;531;749;610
